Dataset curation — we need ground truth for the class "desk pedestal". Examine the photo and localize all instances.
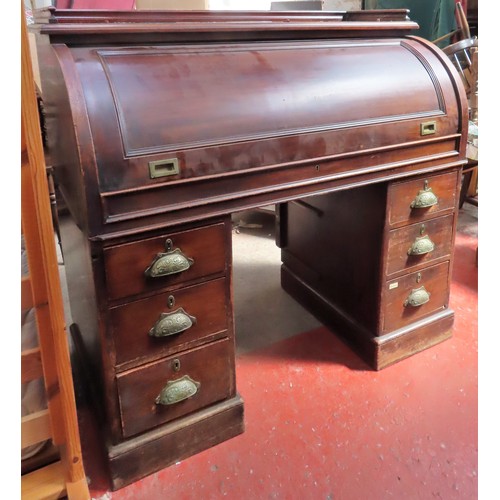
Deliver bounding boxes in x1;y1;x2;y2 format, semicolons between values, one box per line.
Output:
279;169;460;369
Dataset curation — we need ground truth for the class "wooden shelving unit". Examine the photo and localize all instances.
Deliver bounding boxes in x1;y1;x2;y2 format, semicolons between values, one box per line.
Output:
21;5;90;499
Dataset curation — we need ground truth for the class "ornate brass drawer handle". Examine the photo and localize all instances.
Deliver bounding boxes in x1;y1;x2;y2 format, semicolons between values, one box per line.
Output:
410;186;438;209
404;286;431;307
407;234;435;256
149;308;197;338
144;247;194;278
155;375;200;406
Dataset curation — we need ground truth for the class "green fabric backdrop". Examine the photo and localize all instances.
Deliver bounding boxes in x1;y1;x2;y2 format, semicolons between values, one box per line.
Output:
364;0;457;47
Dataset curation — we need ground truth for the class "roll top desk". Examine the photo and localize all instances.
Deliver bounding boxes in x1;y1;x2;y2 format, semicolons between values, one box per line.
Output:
34;8;467;489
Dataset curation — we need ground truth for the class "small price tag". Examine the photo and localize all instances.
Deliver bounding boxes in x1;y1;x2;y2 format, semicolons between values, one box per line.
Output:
389;282;399;290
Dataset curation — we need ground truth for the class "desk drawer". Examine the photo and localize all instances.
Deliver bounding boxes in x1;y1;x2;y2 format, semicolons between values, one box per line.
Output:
117;338;234;438
385;214;454;277
104;223;227;301
387;171;458;227
110;278;229;369
382;261;450;334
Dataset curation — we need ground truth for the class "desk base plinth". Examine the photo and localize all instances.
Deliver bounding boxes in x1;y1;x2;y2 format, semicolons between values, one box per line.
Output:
281;266;453;371
106;395;245;491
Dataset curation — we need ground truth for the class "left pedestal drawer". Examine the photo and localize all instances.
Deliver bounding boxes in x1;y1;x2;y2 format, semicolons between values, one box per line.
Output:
104;222;228;301
110;277;229;370
116;338;235;438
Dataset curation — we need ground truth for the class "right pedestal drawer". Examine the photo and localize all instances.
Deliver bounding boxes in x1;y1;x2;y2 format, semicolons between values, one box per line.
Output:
387;170;458;227
381;261;450;334
385;214;454;277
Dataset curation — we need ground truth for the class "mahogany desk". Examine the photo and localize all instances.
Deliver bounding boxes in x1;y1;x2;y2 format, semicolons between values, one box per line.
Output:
34;8;468;489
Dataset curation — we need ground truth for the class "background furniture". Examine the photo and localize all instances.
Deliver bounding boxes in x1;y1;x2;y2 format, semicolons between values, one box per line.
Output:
460;159;478;207
363;0;459;45
440;2;478;206
21;7;89;499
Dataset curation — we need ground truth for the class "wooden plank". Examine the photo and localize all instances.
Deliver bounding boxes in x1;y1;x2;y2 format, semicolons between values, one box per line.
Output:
21;8;89;498
24;302;65;425
467;168;478;197
21;71;64;448
21;461;66;500
21;442;60;476
22;409;52;449
65;477;92;500
21;275;34;311
21;347;43;384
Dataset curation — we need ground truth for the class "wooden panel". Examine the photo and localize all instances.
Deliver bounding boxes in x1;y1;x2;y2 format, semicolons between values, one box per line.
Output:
387;170;458;227
98;41;441;158
104;222;227;301
382;261;450;334
21;348;44;384
110;277;229;369
136;0;209;9
101;139;459;223
281;184;386;332
385;213;454;277
21;276;33;311
20;300;65;441
22;409;52;449
40;8;415;27
21;460;66;500
116;338;234;438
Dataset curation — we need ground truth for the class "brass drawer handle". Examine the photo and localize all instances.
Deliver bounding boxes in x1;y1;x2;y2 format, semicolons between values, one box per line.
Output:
155;375;200;406
407;234;435;256
404;286;431;307
410;185;438;209
149;308;197;338
144;247;194;278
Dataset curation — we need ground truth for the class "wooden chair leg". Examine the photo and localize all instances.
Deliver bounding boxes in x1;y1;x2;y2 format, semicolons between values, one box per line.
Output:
459;170;473;208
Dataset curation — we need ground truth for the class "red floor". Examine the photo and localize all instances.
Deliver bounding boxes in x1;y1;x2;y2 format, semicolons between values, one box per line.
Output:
81;231;478;500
